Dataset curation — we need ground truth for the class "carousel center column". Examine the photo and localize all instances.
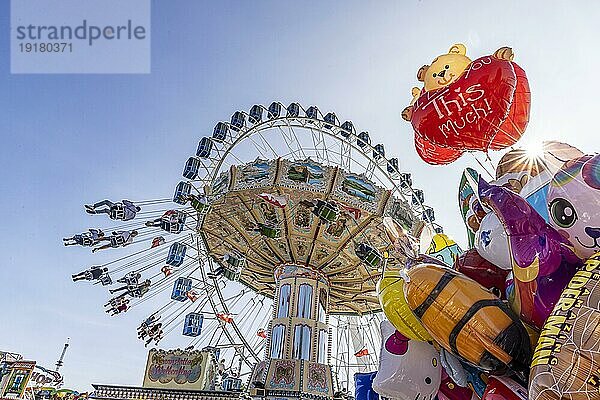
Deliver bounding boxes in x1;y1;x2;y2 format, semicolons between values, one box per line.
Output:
249;264;334;399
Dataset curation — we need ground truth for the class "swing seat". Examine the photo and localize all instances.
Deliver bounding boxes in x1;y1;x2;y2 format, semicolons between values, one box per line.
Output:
99;273;112;286
160;210;187;234
222;378;242;391
109;204;126;220
224;253;244;269
223;269;241;281
123;273;140;287
355;243;382;268
313;200;339;223
130;288;145;298
258;224;280;239
191;195;209;213
110;235;126;247
223;254;243;281
80;235;94;247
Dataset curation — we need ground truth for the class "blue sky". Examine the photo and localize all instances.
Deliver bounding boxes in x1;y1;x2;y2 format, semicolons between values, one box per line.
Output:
2;0;600;391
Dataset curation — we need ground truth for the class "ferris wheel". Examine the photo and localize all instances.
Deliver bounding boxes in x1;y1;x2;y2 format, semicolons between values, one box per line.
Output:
67;101;442;394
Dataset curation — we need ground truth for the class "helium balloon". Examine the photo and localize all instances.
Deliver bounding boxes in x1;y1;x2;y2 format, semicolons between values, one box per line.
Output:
355;372;379;400
459;171;477;247
438;368;474;400
384;217;446;269
524;322;540;354
404;264;531;375
438;349;487;398
372;320;441;400
495;141;583;192
378;269;432;341
414;134;463;165
461;362;488;398
426;234;463;266
459;168;512;270
383;216;418;260
475;213;512;271
476;175;583;329
440;348;469;388
482;376;527;400
458;170;487;247
521;180;551;223
454;248;509;298
379;217;437;341
418;223;437;255
529;252;600;400
547;154;600;259
495;141;583;222
403;44;530;165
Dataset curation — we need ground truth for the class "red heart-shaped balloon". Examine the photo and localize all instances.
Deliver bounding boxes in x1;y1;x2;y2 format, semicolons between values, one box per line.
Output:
411;56;530;165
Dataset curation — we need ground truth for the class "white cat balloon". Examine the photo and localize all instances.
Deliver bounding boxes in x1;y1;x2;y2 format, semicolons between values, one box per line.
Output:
373;320;441;400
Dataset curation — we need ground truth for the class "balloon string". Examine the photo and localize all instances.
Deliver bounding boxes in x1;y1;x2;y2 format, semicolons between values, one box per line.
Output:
471;153;495;180
484;152;496;172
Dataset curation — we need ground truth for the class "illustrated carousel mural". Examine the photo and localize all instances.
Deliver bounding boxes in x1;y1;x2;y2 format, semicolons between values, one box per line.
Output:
65;101;440;399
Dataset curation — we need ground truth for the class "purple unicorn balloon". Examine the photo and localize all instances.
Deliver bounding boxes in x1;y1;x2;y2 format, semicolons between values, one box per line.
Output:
474;171;582;329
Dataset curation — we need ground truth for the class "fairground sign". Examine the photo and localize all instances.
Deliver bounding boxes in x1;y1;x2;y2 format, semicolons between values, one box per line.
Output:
142;349;215;390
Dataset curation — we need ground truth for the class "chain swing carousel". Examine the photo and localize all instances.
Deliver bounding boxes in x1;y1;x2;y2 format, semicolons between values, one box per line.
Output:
66;102;441;399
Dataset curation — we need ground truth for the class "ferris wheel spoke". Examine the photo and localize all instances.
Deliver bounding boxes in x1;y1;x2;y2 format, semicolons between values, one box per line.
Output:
278;122;306;160
340;140;352;170
364;159;377;180
246;131;278;161
192;239;260;366
307;126;325;164
223;149;245;166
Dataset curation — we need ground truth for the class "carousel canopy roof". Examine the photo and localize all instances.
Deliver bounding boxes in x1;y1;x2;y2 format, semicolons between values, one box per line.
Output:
199;157;416;315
